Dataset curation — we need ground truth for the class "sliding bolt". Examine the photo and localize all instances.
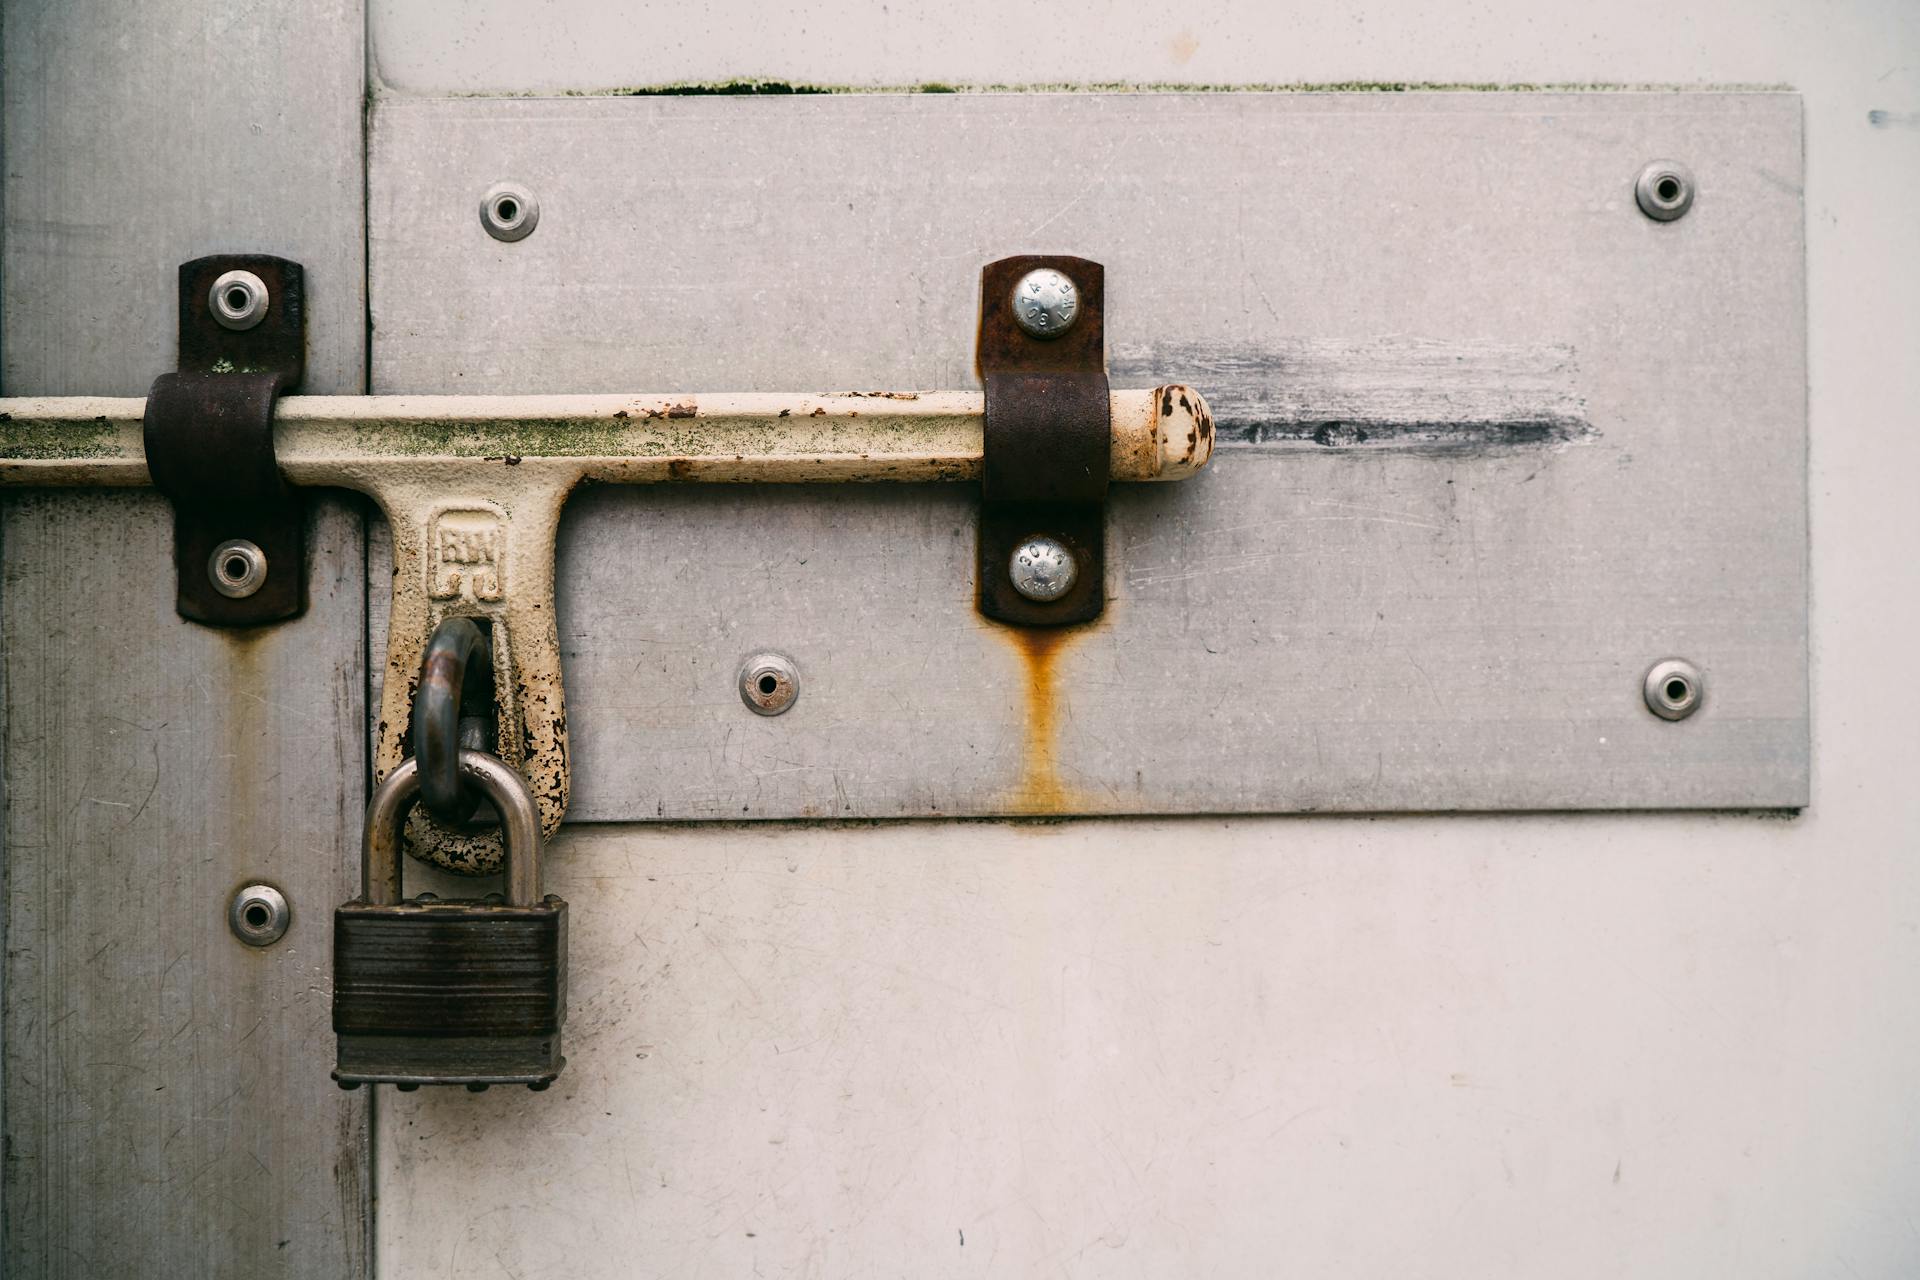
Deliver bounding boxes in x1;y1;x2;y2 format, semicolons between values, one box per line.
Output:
1009;535;1077;602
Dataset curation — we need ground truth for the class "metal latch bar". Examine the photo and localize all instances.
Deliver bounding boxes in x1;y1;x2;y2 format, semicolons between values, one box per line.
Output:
0;390;1207;486
0;384;1212;872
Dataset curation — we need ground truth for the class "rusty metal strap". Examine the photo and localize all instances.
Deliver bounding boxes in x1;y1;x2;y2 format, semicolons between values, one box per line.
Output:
977;255;1111;626
142;255;307;626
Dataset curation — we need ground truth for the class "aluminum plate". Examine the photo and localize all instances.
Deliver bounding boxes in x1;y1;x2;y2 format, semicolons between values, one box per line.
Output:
369;92;1806;816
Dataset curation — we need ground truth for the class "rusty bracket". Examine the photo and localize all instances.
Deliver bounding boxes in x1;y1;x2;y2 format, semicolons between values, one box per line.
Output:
976;255;1111;627
142;255;307;626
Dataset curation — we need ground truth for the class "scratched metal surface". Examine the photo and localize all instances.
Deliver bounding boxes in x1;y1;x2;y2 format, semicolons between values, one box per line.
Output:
2;495;372;1277
370;92;1807;815
0;1;372;1273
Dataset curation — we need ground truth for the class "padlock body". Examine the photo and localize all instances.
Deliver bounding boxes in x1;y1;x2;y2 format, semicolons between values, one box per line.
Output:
333;896;567;1087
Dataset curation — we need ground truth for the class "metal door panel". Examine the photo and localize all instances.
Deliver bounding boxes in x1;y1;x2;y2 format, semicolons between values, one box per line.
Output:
1;1;372;1272
2;493;371;1277
368;93;1807;818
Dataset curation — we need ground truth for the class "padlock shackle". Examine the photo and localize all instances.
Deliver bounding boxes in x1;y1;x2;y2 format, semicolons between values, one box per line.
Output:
364;752;543;907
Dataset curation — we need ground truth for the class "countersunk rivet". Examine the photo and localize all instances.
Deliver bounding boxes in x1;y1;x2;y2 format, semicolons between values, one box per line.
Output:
208;538;268;599
480;182;539;242
739;653;800;716
228;882;290;947
1644;658;1704;721
1011;267;1080;339
1634;161;1696;222
209;269;269;331
1009;534;1078;602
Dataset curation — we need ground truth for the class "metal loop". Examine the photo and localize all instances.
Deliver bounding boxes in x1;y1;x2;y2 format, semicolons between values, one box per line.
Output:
410;617;494;824
364;752;543;907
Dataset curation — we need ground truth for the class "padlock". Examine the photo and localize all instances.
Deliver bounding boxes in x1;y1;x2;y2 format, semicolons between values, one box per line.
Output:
332;749;567;1091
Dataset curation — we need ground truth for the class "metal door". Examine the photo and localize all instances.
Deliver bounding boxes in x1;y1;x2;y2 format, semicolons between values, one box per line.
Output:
5;2;1918;1277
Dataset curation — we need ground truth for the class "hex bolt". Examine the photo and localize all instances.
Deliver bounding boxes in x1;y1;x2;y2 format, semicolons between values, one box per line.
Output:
1635;161;1696;222
228;882;290;947
1011;267;1080;339
208;538;268;599
480;182;539;242
739;653;801;716
209;269;269;331
1644;658;1704;721
1009;534;1078;602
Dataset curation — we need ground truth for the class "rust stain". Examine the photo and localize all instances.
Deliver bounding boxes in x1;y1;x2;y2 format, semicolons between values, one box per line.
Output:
218;628;268;933
999;623;1092;814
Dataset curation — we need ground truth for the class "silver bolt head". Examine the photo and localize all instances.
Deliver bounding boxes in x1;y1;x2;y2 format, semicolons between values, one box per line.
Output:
1635;161;1695;222
1009;535;1078;602
1644;658;1704;721
739;653;801;716
228;883;290;947
208;538;269;599
209;269;269;331
1011;268;1080;339
480;182;539;242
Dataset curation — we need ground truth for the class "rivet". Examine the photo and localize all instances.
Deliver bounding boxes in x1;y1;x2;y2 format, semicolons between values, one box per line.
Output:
208;538;268;599
209;269;269;331
739;653;800;716
1011;267;1080;339
228;882;290;947
1635;161;1695;222
480;182;539;242
1009;534;1078;602
1644;658;1704;721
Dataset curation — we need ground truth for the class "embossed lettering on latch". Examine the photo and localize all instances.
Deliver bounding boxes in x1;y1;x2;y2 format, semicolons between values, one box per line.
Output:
429;506;508;602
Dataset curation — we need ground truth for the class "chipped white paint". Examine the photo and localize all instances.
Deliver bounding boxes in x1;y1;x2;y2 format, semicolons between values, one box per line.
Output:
0;386;1211;869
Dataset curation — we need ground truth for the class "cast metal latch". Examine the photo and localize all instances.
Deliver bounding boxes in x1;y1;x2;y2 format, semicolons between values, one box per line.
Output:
0;257;1214;871
143;255;309;627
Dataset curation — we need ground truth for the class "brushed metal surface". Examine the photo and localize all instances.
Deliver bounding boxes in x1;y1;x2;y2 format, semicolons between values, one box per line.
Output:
2;493;371;1277
369;92;1808;816
1;1;372;1272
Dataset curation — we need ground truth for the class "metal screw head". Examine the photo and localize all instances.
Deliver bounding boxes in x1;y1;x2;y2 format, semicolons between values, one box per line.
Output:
480;182;539;242
209;269;269;331
1011;268;1080;339
1009;535;1078;602
208;539;268;599
1644;659;1704;721
739;653;800;716
228;883;290;946
1635;161;1695;222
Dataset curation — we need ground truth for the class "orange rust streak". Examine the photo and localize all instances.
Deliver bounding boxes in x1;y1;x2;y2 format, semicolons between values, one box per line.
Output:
1003;625;1088;814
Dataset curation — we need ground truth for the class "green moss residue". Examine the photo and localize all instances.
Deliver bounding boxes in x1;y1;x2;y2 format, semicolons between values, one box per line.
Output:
342;409;976;460
0;414;121;460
